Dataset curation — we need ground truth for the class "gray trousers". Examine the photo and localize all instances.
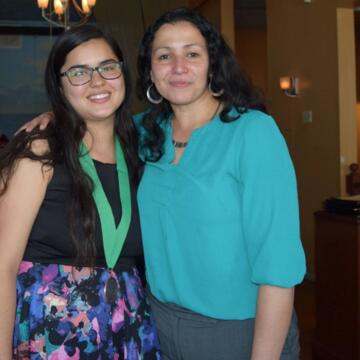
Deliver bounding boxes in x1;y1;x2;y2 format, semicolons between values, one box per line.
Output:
149;292;300;360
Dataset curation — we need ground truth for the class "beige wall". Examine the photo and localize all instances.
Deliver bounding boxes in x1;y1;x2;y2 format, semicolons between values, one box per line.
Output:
195;0;235;50
266;0;357;276
194;0;221;29
220;0;235;51
357;105;360;163
337;8;357;195
235;29;267;94
355;15;360;166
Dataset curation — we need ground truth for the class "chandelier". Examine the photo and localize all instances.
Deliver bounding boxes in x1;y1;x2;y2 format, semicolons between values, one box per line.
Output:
36;0;97;30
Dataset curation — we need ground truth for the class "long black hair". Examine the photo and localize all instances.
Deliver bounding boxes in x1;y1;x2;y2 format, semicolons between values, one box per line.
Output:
0;25;142;265
137;7;266;161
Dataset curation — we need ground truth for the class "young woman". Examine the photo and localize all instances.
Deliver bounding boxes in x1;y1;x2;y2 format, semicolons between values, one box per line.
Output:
136;8;306;360
0;26;161;359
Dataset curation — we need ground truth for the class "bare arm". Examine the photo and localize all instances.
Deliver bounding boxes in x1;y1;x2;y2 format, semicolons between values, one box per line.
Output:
0;153;51;359
16;111;54;134
251;285;294;360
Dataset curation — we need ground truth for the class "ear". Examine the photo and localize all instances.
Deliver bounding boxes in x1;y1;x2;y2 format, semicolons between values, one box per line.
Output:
150;70;154;83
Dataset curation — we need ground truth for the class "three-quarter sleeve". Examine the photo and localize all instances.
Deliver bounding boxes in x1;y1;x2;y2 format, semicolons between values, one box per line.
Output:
238;113;306;287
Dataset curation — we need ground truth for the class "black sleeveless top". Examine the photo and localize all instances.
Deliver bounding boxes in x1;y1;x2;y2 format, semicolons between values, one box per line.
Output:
23;160;143;272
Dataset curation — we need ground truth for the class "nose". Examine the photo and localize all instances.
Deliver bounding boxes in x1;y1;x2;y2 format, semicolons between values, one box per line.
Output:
172;55;188;74
90;69;106;87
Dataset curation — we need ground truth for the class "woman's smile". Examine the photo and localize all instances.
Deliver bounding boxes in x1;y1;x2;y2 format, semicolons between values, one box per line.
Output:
87;91;112;103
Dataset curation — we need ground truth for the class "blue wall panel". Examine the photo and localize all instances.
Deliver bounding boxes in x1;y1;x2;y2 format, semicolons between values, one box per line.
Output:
0;34;54;138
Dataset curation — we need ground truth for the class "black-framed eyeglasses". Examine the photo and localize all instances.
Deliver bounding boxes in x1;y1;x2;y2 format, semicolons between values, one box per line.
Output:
60;61;123;86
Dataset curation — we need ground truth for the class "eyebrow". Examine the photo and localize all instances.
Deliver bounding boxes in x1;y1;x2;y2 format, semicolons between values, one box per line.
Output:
68;58;119;68
153;44;204;52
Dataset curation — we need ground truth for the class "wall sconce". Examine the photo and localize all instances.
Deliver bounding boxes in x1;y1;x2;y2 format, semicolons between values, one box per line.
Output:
279;76;299;98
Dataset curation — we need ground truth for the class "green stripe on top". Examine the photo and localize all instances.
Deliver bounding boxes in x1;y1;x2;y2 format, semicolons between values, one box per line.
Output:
79;137;132;269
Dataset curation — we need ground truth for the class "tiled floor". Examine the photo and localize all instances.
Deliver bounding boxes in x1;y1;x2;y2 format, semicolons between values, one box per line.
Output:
295;280;316;360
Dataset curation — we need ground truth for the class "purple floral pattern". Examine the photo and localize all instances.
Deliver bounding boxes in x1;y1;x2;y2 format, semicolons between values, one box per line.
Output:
13;261;161;359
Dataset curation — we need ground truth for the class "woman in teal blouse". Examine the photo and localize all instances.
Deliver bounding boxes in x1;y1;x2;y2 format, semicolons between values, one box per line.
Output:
136;7;306;360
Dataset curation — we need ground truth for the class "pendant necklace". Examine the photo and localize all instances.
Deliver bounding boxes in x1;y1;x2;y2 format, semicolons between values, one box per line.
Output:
172;139;188;148
172;101;222;148
79;137;131;303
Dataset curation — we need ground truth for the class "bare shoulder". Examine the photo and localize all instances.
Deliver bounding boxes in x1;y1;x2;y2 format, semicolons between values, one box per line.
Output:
0;145;53;273
18;157;53;184
4;155;53;192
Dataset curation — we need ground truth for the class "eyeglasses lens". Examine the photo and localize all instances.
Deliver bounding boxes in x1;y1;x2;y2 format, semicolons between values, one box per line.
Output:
67;62;122;86
98;63;122;80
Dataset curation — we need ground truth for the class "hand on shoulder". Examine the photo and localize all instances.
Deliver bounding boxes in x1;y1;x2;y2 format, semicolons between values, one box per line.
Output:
15;111;54;135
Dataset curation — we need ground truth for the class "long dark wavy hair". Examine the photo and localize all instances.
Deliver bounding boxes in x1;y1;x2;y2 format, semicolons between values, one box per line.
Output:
137;7;266;161
0;25;142;266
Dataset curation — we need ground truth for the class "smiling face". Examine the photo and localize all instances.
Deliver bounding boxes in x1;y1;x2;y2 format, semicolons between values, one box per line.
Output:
150;21;212;109
60;38;125;126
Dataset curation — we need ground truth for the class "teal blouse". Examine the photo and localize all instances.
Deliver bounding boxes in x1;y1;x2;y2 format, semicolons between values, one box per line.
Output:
136;108;306;320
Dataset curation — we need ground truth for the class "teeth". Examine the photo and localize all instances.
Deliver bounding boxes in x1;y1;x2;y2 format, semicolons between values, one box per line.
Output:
89;93;109;100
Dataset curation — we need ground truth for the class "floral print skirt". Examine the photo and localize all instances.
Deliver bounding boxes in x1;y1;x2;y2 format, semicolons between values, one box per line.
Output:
13;261;161;359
